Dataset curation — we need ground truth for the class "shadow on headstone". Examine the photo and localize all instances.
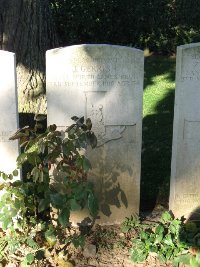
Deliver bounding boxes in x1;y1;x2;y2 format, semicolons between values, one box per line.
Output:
46;44;143;224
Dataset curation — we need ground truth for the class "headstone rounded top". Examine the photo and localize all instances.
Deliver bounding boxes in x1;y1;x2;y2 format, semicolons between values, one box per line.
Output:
0;50;15;56
46;44;144;55
178;42;200;50
46;43;144;126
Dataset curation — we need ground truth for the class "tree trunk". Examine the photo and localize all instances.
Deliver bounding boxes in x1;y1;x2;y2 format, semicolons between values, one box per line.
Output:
0;0;58;113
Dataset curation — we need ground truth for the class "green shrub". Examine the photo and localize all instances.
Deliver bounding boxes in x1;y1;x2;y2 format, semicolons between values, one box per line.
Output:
50;0;200;54
0;115;98;265
125;211;200;266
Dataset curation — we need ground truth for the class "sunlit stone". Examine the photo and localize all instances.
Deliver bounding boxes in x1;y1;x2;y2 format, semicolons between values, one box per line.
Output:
170;43;200;219
0;51;20;179
46;44;144;224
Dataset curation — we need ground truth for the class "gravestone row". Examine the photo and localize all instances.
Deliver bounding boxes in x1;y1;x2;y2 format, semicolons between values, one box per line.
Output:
1;43;200;224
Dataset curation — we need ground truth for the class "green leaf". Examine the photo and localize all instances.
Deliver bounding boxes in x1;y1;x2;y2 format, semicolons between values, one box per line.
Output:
86;118;92;130
140;231;149;240
158;252;166;263
27;153;41;165
196;251;200;264
155;224;164;234
75;116;84;126
163;234;173;246
10;208;17;217
26;253;35;264
86;132;97;148
149;246;158;253
0;172;9;180
75;157;83;168
34;114;47;121
17;153;27;166
31;167;40;182
49;124;57;131
35;122;44;129
154;233;163;244
35;250;44;260
50;193;63;209
2;217;11;230
173;254;190;266
8;174;13;180
166;248;173;260
70;199;82;211
161;211;172;223
26;237;39;250
58;208;70;227
87;192;98;217
82;157;92;172
39;170;44;182
9;130;29;140
12;180;22;187
45;234;57;247
169;224;177;234
68;127;76;138
13;198;21;210
131;248;147;262
12;169;18;176
71;116;79;122
72;235;85;248
38;199;50;212
190;256;199;267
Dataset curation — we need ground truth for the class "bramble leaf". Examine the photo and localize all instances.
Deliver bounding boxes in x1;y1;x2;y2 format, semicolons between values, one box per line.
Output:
58;208;70;227
87;192;98;217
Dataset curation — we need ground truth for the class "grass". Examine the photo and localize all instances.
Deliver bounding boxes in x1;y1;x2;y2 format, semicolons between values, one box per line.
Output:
140;55;176;211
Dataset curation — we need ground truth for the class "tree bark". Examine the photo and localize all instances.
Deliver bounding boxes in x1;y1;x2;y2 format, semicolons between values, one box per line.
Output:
0;0;58;113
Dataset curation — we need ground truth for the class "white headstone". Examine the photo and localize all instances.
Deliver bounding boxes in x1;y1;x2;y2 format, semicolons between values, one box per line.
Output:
46;44;144;224
170;43;200;218
0;51;20;178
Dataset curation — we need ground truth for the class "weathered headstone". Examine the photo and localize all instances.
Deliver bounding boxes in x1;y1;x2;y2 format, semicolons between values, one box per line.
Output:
0;51;20;178
46;44;144;224
170;43;200;219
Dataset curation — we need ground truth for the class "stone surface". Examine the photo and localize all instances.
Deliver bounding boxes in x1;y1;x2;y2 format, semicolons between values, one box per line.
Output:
46;44;144;224
170;43;200;219
0;51;20;178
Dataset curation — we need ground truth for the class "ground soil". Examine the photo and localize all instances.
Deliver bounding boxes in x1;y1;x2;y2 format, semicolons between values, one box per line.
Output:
65;205;174;267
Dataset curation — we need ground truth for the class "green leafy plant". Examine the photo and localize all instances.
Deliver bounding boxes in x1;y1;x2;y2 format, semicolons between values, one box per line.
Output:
0;115;98;265
128;211;200;266
121;214;140;233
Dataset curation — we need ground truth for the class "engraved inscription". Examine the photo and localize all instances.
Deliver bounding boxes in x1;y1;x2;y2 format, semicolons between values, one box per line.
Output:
0;131;12;142
48;74;136;90
73;64;111;73
181;49;200;81
175;194;200;204
48;53;138;92
86;92;126;146
98;126;126;147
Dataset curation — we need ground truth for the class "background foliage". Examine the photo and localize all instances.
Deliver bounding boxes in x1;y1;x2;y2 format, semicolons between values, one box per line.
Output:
50;0;200;54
